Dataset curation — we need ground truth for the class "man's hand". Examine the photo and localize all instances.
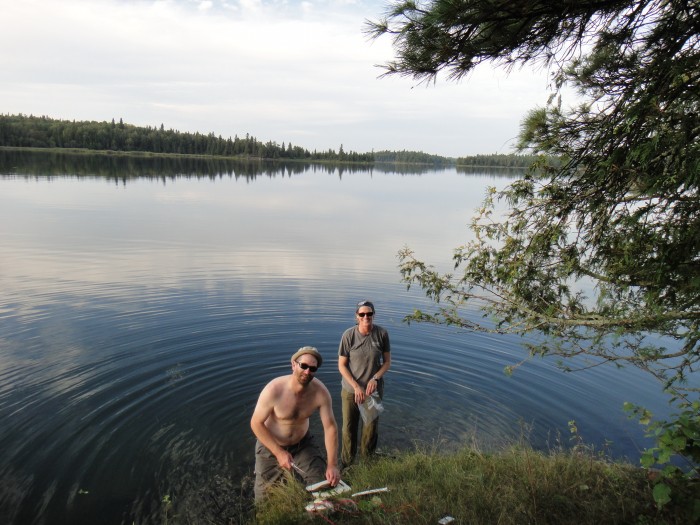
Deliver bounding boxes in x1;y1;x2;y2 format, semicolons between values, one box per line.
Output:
274;449;294;471
325;465;341;487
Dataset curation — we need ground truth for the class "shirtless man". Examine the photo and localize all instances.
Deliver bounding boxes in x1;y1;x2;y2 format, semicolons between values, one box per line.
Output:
250;346;341;501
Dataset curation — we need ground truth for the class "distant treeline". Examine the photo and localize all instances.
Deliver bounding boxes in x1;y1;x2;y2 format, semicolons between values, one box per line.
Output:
456;153;541;168
1;114;540;168
373;150;455;166
0;114;374;162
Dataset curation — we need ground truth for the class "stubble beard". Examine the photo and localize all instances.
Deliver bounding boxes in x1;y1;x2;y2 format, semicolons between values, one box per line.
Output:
296;372;313;386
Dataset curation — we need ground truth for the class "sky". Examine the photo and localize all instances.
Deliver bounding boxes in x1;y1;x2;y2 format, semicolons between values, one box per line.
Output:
1;0;555;158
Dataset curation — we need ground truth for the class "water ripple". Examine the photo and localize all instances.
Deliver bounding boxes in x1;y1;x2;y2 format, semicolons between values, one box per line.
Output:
0;170;675;524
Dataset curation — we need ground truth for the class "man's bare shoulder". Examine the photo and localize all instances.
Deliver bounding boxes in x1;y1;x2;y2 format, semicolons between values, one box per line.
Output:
309;378;331;398
258;374;330;403
259;375;291;397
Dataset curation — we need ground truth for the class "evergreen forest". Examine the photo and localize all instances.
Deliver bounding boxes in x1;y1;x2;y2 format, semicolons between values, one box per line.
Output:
456;153;542;168
0;114;372;162
0;114;537;168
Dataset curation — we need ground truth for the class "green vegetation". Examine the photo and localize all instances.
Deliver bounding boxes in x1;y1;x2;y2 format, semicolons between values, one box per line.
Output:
373;149;455;166
456;153;543;169
0;114;511;169
0;113;374;162
368;0;700;512
0;114;475;168
252;441;693;524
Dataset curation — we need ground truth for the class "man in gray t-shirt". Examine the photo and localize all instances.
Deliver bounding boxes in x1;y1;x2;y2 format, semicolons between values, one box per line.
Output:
337;300;391;467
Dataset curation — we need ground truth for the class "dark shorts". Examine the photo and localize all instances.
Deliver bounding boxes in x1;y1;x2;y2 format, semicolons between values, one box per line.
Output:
253;431;326;501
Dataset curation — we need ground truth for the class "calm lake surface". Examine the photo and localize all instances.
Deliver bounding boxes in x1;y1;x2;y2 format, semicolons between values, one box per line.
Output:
0;150;672;524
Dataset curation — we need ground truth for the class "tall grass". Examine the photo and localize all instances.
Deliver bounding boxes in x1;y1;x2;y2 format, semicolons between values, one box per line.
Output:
253;442;690;525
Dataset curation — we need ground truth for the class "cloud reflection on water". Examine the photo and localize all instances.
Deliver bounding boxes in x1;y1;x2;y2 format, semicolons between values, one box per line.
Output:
1;154;669;524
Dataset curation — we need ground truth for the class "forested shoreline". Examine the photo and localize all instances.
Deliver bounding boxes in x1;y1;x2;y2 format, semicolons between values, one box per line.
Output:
455;152;542;168
0;114;538;168
0;114;373;162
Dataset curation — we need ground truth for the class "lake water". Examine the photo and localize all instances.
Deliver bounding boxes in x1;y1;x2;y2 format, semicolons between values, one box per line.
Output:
0;150;672;524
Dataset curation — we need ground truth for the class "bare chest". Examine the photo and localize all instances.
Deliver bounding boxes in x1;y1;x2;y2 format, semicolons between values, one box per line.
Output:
273;392;316;422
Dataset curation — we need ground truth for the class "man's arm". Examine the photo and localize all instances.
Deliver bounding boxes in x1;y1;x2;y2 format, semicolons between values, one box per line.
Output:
250;384;294;470
318;386;341;485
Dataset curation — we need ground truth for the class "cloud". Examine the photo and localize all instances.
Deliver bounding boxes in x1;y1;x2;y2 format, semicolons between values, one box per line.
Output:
0;0;552;156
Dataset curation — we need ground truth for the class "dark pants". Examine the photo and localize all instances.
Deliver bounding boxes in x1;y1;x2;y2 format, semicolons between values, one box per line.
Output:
253;432;326;501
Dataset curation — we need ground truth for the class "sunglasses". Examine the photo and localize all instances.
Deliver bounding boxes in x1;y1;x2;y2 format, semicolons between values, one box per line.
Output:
296;361;318;373
357;312;374;318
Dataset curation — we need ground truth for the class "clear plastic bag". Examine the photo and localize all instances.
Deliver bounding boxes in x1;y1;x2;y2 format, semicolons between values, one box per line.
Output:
359;392;384;425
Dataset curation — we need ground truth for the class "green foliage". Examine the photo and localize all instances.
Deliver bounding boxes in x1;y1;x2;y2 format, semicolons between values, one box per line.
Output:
373;149;455;166
625;401;700;517
369;0;700;512
456;152;543;169
0;114;375;162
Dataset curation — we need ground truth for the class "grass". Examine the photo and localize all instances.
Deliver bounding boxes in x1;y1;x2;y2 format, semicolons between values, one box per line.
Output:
251;442;693;525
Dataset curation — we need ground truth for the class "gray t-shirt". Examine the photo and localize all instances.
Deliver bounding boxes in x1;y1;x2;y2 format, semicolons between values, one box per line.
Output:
338;324;390;392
